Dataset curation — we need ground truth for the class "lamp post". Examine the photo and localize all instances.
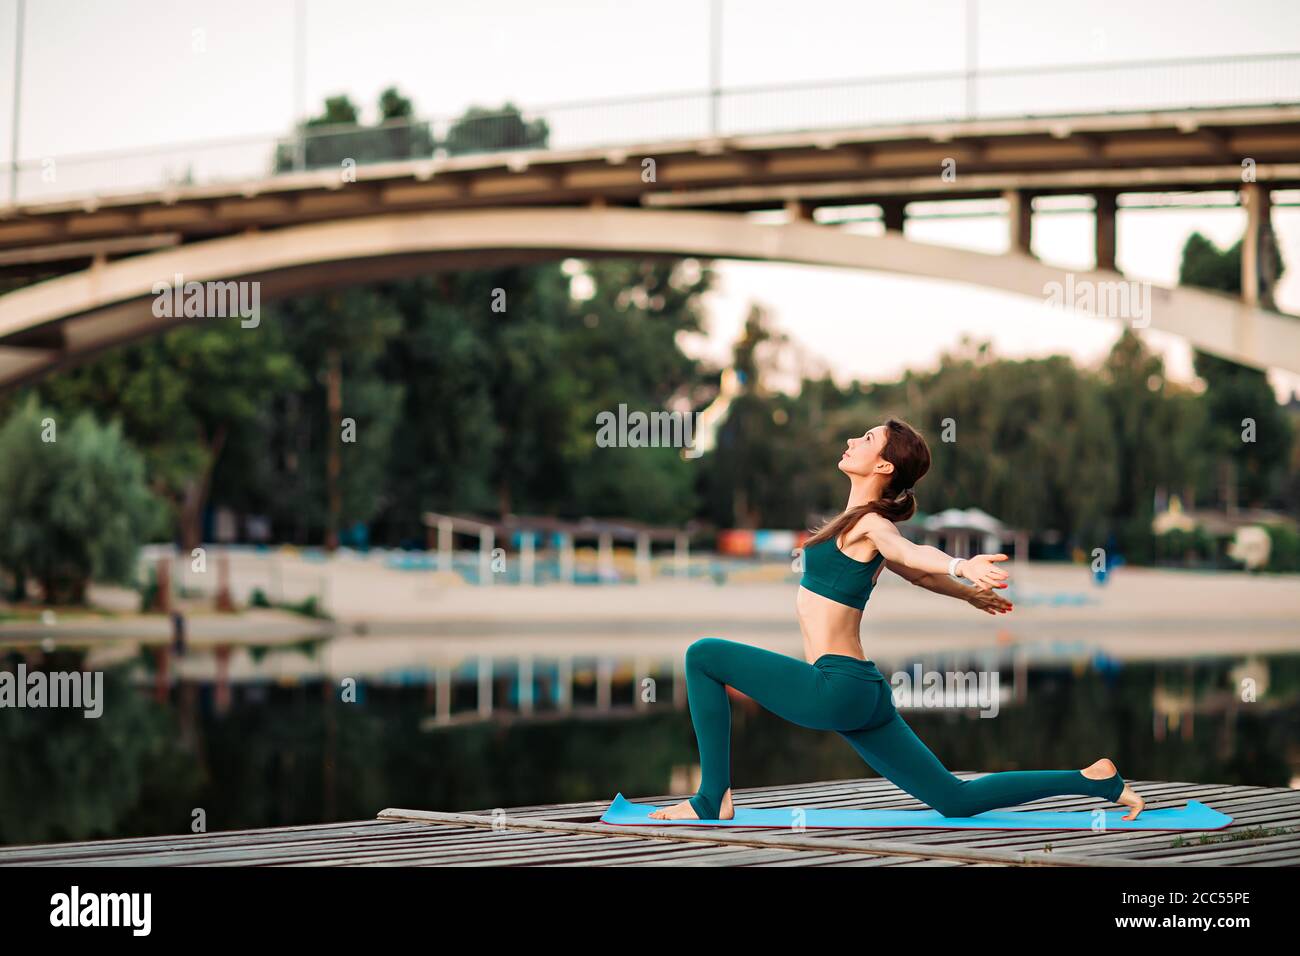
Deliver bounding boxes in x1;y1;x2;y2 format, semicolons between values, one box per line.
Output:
9;0;25;205
965;0;978;119
709;0;722;136
293;0;306;170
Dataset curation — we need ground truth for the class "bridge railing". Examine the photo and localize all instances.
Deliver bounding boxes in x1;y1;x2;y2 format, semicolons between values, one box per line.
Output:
6;52;1300;207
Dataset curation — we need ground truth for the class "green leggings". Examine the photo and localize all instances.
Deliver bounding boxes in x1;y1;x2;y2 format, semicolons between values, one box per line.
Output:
684;638;1125;820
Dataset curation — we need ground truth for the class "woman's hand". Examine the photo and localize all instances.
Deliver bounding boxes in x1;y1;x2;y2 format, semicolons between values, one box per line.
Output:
957;553;1010;590
967;588;1014;615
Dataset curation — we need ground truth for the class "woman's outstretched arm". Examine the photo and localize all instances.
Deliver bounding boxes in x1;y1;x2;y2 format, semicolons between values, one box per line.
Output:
856;513;1010;591
885;560;1014;614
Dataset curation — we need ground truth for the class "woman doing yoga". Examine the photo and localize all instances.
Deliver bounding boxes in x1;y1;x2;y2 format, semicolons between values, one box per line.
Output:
650;418;1144;822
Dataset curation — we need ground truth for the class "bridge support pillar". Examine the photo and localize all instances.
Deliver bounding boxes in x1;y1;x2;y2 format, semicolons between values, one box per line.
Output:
1093;190;1117;272
1004;190;1033;256
1241;183;1277;311
785;199;815;222
879;200;906;233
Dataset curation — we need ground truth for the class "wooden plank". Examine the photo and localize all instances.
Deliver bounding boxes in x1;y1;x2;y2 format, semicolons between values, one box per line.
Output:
0;821;424;866
268;833;660;868
9;827;487;868
0;817;397;859
543;845;822;867
439;837;788;867
1164;835;1300;865
1237;849;1300;866
751;852;923;867
817;855;977;867
610;843;840;866
409;842;730;866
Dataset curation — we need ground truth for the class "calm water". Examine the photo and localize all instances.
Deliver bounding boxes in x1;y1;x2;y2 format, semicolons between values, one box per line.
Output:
1;642;1297;846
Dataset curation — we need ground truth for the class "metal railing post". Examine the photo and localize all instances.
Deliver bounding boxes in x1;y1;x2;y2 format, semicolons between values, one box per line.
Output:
8;0;26;206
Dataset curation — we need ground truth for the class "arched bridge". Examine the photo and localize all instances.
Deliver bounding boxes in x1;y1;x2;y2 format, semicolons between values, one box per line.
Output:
3;97;1300;383
1;205;1297;387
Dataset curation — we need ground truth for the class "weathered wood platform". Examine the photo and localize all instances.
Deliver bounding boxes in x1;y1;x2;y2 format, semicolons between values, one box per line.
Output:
2;776;1297;866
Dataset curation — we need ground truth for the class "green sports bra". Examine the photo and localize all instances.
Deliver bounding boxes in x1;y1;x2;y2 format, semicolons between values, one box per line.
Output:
799;536;885;610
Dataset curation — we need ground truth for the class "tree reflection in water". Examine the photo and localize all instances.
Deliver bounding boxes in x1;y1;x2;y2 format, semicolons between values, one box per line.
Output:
2;647;1297;844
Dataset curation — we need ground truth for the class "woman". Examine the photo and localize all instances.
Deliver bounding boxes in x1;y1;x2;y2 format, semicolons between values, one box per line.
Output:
650;418;1144;822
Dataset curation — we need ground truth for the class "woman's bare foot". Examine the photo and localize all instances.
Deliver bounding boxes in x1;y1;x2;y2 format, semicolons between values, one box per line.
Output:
1082;758;1144;820
648;789;734;821
1114;783;1145;821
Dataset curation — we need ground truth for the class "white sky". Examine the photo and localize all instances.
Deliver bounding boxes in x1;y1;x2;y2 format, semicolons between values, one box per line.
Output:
2;0;1299;397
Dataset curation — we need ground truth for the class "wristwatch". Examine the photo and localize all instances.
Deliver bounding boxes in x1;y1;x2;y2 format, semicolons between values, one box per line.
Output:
947;556;967;581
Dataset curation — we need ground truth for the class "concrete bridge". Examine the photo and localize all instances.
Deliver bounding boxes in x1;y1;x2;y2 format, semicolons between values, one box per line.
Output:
3;67;1300;384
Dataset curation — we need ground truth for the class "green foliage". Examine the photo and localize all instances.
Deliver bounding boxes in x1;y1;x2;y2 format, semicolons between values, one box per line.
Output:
290;595;325;619
136;567;160;613
1155;527;1218;565
226;287;404;541
895;343;1117;547
313;94;361;126
1100;329;1206;561
34;318;304;549
1264;524;1300;572
116;256;712;544
443;102;548;155
1178;232;1244;294
273;89;541;173
0;399;158;603
274;89;435;172
1179;231;1293;508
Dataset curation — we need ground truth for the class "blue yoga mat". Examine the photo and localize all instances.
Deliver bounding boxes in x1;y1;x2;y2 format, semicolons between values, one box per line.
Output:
599;793;1232;831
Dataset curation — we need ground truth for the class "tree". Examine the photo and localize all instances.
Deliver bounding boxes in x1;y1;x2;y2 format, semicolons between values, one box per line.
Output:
1179;231;1293;509
700;305;798;528
0;399;158;603
896;342;1118;549
373;258;711;535
1099;329;1206;561
274;88;435;173
35;320;303;551
442;102;548;155
233;289;404;547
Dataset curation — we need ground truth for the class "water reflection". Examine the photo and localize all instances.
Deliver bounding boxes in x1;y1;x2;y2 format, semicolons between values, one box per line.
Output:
1;641;1296;845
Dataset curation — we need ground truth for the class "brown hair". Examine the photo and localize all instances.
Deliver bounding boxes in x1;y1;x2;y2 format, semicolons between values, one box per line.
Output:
804;418;931;549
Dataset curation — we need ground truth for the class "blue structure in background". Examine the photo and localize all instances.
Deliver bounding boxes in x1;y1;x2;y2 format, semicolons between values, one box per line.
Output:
340;522;370;551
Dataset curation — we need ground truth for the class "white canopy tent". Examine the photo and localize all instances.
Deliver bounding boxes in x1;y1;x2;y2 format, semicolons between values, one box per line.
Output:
914;507;1029;565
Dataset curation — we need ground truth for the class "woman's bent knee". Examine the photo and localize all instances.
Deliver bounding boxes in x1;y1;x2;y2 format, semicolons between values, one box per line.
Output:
685;637;730;668
931;790;974;818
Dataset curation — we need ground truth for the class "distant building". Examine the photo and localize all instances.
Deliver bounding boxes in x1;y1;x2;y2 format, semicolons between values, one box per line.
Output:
1152;497;1295;537
910;507;1030;563
1152;495;1296;569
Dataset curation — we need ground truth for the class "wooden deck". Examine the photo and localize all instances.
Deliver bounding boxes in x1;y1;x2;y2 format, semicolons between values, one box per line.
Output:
2;776;1297;866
